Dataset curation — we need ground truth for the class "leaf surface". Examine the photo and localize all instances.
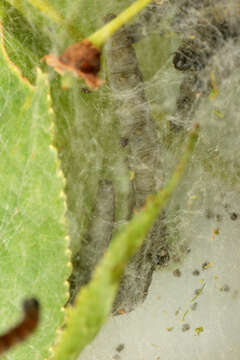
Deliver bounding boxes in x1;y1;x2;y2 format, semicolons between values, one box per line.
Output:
0;24;70;360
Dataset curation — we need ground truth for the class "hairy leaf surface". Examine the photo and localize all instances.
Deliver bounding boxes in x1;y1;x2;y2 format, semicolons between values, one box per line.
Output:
0;25;70;360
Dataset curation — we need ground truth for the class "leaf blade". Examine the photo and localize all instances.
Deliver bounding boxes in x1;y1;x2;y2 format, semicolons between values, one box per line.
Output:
0;24;71;359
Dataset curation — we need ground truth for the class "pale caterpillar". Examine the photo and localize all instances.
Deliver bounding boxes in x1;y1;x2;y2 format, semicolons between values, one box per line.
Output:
69;179;115;303
171;0;240;130
104;13;161;208
104;15;169;314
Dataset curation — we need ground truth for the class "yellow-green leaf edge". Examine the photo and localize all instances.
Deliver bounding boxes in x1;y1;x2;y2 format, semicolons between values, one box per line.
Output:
0;24;71;360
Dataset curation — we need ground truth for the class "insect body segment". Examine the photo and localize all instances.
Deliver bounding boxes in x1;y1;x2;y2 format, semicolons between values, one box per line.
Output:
0;298;40;355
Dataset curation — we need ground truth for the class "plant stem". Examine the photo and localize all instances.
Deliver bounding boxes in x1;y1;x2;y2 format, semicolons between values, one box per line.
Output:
0;2;6;21
150;124;199;212
88;0;154;48
52;124;199;360
6;0;81;40
26;0;80;38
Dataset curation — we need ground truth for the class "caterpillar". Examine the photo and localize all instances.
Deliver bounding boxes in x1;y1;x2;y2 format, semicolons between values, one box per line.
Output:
173;8;240;72
171;0;240;129
0;298;40;355
104;15;169;314
104;13;161;208
69;180;115;304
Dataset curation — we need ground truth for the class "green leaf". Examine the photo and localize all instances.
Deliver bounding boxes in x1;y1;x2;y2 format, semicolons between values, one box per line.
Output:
0;25;70;359
1;23;38;83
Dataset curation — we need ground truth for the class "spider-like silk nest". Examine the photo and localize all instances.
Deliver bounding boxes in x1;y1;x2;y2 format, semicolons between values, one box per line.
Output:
47;0;240;313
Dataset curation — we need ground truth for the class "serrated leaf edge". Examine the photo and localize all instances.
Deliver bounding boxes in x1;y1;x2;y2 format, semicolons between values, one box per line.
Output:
0;22;34;89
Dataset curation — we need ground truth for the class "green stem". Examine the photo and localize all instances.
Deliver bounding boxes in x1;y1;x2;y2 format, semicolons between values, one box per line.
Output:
6;0;81;40
0;2;6;21
88;0;154;48
5;0;23;15
151;124;199;212
52;124;199;360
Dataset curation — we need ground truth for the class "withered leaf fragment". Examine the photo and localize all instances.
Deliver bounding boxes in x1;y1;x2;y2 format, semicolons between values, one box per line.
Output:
42;39;103;89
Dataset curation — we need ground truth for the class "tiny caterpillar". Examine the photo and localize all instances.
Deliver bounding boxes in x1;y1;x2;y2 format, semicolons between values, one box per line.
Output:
69;180;115;303
171;1;240;129
104;14;161;208
105;15;169;313
0;298;40;355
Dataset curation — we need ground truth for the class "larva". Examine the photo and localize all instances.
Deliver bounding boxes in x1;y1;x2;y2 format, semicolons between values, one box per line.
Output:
105;16;169;313
104;14;161;208
0;298;40;355
69;179;115;303
171;1;240;130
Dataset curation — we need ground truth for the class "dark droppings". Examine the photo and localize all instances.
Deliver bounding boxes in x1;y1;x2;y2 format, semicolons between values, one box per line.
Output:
116;344;125;353
173;268;181;277
154;248;170;266
194;288;202;296
220;284;230;292
202;261;210;270
192;269;200;276
80;87;92;94
230;212;238;221
191;302;198;311
175;307;181;316
182;323;190;332
120;137;129;148
205;208;214;219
